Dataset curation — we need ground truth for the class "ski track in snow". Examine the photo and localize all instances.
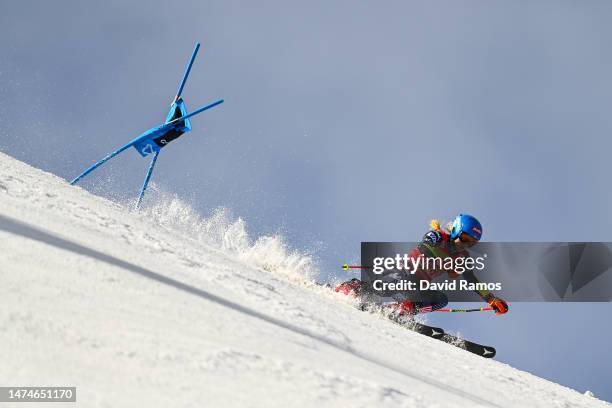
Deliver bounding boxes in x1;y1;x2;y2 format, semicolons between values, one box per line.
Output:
0;151;609;408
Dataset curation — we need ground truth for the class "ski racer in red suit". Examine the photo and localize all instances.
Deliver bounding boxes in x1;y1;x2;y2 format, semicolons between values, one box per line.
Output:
336;214;509;316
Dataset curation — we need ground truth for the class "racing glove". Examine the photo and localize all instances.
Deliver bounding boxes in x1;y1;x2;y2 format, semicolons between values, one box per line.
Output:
487;296;509;315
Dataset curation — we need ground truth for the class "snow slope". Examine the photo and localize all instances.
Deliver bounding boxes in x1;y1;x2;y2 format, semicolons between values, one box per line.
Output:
0;151;608;408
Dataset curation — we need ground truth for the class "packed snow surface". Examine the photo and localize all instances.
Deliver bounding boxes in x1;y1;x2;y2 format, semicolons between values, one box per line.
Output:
0;152;608;408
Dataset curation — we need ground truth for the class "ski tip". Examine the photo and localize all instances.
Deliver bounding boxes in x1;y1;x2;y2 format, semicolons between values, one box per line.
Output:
481;347;496;358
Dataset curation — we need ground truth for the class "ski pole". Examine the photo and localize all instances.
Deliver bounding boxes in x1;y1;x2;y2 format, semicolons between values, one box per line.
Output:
434;307;494;313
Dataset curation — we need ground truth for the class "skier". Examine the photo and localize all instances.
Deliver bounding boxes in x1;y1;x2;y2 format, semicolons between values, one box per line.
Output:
336;214;509;317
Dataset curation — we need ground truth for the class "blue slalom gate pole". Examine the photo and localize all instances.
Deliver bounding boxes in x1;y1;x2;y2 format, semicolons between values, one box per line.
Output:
136;149;160;208
175;42;200;101
70;42;222;209
70;142;133;185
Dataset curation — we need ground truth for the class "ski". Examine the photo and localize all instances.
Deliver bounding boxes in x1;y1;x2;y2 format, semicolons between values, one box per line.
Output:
440;333;497;358
411;322;446;339
386;314;445;339
386;309;497;358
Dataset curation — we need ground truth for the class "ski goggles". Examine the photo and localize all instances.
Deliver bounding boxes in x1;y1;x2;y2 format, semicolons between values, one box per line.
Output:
459;232;478;246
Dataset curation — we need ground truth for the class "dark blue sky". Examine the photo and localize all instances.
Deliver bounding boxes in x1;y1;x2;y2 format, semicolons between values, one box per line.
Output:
1;0;611;401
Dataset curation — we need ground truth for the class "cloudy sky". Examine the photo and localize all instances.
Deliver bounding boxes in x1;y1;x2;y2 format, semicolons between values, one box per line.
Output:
2;0;611;401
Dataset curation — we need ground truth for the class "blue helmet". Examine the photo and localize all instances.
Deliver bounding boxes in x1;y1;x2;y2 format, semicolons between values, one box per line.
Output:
450;214;482;241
